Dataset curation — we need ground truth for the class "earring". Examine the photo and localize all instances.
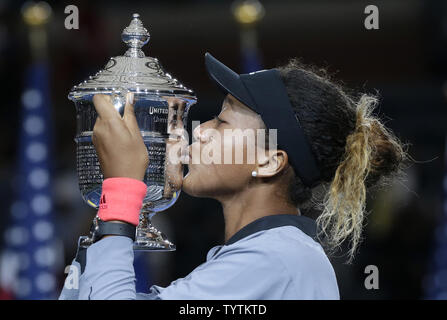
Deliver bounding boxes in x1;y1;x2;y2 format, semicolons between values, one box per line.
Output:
251;171;257;177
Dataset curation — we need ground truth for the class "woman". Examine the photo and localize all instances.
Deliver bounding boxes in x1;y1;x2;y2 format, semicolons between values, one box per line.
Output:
60;53;406;300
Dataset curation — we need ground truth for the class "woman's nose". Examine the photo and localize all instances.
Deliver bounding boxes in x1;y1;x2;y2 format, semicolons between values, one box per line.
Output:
193;123;205;143
193;121;212;143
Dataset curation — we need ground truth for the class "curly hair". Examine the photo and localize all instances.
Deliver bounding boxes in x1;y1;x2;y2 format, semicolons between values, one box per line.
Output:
276;59;408;263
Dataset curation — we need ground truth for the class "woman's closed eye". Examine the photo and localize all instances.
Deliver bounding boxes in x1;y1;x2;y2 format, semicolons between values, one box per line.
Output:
213;115;226;124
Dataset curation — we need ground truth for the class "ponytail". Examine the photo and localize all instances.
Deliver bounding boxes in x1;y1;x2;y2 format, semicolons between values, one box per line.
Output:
276;59;408;263
316;94;405;263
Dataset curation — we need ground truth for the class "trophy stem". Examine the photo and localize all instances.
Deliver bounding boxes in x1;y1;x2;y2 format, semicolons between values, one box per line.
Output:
133;210;176;251
79;214;98;249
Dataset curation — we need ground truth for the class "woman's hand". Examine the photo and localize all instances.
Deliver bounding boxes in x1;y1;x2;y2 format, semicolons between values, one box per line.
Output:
92;93;149;181
163;96;188;196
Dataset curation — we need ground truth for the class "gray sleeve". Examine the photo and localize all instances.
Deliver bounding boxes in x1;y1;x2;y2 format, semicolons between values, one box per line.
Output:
59;236;292;300
79;236;139;299
59;236;161;300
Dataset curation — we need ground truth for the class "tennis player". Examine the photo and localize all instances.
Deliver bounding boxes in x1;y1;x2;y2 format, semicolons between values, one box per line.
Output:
59;53;406;300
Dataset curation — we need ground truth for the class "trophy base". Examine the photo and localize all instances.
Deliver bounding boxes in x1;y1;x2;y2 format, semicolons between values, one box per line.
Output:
133;240;176;251
78;222;176;252
133;225;176;251
78;234;176;251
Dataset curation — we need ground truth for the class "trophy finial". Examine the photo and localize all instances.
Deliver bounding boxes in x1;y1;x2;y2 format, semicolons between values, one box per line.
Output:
122;13;150;57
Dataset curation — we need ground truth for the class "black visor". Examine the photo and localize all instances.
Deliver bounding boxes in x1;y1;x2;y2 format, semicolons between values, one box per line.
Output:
204;52;321;187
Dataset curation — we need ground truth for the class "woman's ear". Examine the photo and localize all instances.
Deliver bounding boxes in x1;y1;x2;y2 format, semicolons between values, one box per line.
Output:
256;149;288;178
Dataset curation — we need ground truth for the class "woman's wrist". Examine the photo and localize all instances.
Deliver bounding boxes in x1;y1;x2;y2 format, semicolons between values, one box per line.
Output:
97;177;147;226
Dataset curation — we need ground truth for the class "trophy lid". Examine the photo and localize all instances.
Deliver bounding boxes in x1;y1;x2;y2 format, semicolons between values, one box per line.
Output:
69;13;195;99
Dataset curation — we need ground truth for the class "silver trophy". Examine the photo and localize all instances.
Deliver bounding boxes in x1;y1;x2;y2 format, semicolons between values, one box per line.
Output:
68;14;197;251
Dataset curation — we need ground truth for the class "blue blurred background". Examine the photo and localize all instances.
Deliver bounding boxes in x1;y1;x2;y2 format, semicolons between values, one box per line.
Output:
0;0;446;299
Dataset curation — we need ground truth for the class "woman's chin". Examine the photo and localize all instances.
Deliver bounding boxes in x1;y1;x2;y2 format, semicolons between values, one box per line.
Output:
181;172;197;196
181;172;211;198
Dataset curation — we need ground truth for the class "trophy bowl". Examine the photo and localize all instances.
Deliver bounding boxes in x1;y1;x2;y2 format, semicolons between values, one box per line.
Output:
68;14;197;251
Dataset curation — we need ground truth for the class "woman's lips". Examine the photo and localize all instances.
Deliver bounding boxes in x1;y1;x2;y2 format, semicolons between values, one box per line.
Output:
179;146;191;164
181;145;192;163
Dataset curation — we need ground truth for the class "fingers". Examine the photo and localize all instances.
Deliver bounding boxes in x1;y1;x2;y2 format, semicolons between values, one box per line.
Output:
123;92;140;133
93;94;120;120
167;99;177;135
165;96;186;136
175;100;186;130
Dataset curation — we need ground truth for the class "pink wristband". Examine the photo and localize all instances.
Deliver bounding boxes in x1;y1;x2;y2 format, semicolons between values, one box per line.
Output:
97;177;147;226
